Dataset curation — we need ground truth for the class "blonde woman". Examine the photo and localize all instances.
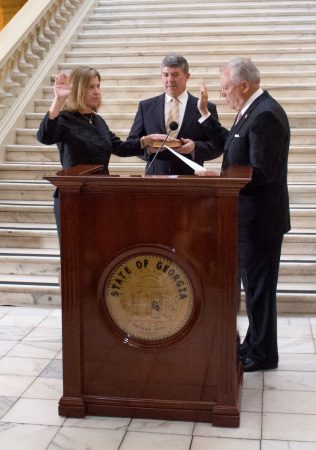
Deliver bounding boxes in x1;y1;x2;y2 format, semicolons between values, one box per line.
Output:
37;65;164;232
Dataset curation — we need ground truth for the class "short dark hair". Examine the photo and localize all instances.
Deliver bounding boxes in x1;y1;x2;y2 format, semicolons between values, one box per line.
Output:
161;54;189;73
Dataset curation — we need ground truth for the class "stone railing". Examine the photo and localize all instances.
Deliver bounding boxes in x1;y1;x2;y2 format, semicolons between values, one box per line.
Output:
0;0;85;122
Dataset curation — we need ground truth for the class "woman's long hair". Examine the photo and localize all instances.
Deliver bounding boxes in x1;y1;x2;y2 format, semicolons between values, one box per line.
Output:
63;66;102;112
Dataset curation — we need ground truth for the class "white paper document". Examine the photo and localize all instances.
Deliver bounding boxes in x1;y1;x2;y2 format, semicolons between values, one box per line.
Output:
164;145;207;172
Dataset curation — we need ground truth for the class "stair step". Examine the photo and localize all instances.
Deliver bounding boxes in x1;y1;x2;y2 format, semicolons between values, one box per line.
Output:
0;161;60;179
33;97;316;114
64;53;316;67
290;206;316;229
1;253;315;281
65;48;316;63
0;280;60;307
278;261;316;283
77;29;316;43
283;232;316;254
90;9;316;19
2;160;316;182
4;143;316;166
14;127;316;148
0;180;315;203
288;183;316;203
97;0;316;6
25;110;316;130
0;253;59;276
96;0;316;9
80;20;316;34
42;83;316;100
0;201;54;223
72;36;316;52
92;4;316;15
0;224;58;249
0;203;314;227
56;63;316;81
0;180;54;200
1;279;315;310
5;145;59;163
41;84;316;100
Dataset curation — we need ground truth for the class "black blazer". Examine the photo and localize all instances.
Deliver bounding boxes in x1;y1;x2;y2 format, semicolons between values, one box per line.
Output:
37;111;142;170
127;92;222;175
201;91;291;240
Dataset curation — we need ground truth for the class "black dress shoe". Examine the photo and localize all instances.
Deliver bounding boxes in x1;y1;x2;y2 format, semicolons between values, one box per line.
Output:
243;358;278;372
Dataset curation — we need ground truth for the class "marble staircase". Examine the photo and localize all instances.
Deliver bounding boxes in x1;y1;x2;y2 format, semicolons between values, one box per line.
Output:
0;0;316;312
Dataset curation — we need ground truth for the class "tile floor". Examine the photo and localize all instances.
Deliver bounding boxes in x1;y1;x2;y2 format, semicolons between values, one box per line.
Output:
0;305;316;449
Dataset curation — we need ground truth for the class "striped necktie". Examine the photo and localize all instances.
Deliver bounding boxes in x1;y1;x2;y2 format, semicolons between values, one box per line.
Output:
166;97;180;137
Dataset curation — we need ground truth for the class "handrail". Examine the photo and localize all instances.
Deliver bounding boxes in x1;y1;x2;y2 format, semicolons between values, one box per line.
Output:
0;0;87;124
0;0;55;66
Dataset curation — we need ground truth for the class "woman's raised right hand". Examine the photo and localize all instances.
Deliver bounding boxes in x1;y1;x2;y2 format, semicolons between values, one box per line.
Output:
54;73;72;100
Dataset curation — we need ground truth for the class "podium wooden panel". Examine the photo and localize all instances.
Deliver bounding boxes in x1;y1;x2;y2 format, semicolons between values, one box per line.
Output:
46;165;252;428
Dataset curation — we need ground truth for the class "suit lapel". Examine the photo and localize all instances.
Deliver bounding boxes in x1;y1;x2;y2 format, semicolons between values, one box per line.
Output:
178;93;199;137
222;91;268;166
155;94;167;133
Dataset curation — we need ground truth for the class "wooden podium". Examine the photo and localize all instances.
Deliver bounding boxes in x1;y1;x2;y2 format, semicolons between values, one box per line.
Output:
46;165;252;428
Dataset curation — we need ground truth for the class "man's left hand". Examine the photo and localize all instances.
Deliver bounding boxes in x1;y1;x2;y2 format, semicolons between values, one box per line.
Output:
175;138;195;154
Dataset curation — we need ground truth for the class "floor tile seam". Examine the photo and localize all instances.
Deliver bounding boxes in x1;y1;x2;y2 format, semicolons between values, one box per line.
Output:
61;423;130;431
0;386;33;424
260;380;264;441
0;418;64;428
0;354;54;362
263;368;316;373
0;324;41;342
263;388;316;393
21;394;61;401
262;411;316;417
264;367;316;371
0;314;52;328
0;373;37;380
124;428;195;436
278;351;316;355
0;339;23;358
192;433;261;440
118;421;134;449
262;388;316;393
310;317;316;352
44;424;63;450
5;348;61;360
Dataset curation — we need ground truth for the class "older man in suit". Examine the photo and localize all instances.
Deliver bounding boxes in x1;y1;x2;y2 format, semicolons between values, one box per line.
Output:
190;57;291;372
127;54;222;174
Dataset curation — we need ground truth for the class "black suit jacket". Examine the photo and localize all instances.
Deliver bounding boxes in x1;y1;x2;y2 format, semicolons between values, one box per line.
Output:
201;91;291;241
127;92;222;174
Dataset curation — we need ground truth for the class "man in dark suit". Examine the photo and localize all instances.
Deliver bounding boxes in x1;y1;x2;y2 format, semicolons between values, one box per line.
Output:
127;54;222;174
191;57;291;372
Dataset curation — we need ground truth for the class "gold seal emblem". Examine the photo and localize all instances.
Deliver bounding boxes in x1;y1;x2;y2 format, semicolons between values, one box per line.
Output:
103;254;194;343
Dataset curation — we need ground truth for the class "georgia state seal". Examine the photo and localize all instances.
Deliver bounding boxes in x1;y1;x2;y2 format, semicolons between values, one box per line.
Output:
103;254;195;343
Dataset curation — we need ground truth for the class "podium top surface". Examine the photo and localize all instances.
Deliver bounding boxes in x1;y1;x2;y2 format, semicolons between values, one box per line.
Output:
44;164;252;195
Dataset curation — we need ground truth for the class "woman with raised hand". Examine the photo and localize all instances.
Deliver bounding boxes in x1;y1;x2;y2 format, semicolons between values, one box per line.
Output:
37;65;164;233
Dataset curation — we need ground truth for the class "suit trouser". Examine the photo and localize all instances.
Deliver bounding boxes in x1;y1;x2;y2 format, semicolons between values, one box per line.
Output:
239;235;283;364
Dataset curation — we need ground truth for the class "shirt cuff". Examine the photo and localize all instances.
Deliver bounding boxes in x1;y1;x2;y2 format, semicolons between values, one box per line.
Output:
198;112;211;123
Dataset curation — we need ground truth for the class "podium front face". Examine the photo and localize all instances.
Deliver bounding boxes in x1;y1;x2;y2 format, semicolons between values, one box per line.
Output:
47;167;251;428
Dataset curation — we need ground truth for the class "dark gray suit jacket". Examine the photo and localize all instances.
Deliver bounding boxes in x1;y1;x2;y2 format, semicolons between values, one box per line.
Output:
127;92;222;174
201;91;291;241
